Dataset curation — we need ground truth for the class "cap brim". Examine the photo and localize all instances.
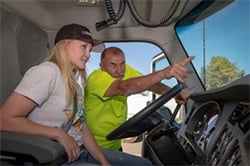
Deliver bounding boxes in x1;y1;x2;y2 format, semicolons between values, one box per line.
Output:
92;39;105;52
92;39;103;46
81;38;104;52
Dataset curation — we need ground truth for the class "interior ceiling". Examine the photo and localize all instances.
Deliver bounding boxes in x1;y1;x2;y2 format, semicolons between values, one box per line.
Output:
1;0;201;31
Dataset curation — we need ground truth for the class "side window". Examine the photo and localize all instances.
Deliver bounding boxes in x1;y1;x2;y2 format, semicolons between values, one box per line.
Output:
151;53;185;124
89;41;185;123
89;42;162;119
150;53;178;101
90;42;186;123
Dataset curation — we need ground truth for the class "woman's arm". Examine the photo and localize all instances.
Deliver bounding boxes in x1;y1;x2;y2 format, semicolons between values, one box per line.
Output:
1;92;55;136
0;92;80;163
82;122;110;166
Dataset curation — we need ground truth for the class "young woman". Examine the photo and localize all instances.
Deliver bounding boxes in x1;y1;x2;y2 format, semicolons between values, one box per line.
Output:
0;23;152;166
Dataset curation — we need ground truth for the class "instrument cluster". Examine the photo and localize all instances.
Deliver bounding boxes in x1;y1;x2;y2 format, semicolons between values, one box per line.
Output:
184;101;220;153
191;101;220;151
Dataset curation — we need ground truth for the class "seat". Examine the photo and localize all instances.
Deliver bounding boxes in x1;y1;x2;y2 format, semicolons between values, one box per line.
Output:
0;131;67;165
0;8;66;165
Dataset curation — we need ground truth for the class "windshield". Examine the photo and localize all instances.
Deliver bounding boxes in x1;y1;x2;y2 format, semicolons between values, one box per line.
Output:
176;0;249;90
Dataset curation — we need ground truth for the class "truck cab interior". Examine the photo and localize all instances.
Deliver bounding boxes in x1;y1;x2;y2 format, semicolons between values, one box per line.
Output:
0;0;249;165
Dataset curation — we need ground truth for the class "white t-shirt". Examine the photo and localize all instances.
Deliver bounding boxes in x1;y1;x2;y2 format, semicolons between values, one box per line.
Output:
15;62;84;145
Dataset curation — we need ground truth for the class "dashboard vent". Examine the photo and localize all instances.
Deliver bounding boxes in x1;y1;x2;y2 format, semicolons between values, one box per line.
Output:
223;144;241;165
207;125;242;165
229;103;249;133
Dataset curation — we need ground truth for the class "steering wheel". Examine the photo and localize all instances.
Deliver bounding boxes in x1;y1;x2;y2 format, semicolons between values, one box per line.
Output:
107;83;184;140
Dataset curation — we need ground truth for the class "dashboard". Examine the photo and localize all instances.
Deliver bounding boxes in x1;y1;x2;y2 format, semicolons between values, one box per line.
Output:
177;75;250;165
142;75;249;165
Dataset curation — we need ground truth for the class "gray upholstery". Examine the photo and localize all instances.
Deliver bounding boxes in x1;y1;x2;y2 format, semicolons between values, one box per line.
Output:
1;131;67;165
0;9;22;105
0;8;48;105
0;8;67;165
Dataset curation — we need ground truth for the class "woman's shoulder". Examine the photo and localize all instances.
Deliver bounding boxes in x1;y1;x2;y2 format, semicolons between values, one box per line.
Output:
27;62;60;76
39;62;59;72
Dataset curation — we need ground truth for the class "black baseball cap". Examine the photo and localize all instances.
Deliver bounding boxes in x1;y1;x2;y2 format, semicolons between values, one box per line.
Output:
54;23;102;47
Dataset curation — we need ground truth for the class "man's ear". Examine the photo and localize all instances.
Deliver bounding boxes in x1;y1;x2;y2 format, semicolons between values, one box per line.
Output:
100;62;104;70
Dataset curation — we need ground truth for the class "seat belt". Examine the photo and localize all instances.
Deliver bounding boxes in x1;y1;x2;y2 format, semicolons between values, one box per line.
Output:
62;94;78;132
61;94;86;150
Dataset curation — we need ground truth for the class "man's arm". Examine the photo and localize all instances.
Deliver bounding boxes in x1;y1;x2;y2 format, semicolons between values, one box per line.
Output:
105;70;166;97
149;83;190;104
104;56;194;97
148;82;170;95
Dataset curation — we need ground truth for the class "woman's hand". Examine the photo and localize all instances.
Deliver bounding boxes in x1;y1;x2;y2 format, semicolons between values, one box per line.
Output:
56;129;81;163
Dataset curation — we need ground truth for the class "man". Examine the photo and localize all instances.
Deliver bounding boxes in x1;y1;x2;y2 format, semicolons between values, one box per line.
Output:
85;47;194;150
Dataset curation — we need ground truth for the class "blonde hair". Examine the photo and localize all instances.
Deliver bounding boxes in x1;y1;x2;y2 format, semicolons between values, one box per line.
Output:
45;39;86;106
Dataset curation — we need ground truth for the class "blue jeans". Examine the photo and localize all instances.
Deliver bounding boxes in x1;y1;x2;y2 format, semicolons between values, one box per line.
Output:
63;148;153;166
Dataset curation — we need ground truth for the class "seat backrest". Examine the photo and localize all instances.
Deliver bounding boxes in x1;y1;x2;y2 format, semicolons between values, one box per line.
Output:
0;9;22;105
0;8;49;105
0;8;67;165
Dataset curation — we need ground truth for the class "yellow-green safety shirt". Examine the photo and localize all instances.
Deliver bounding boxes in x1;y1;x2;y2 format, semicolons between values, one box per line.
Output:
84;64;142;150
